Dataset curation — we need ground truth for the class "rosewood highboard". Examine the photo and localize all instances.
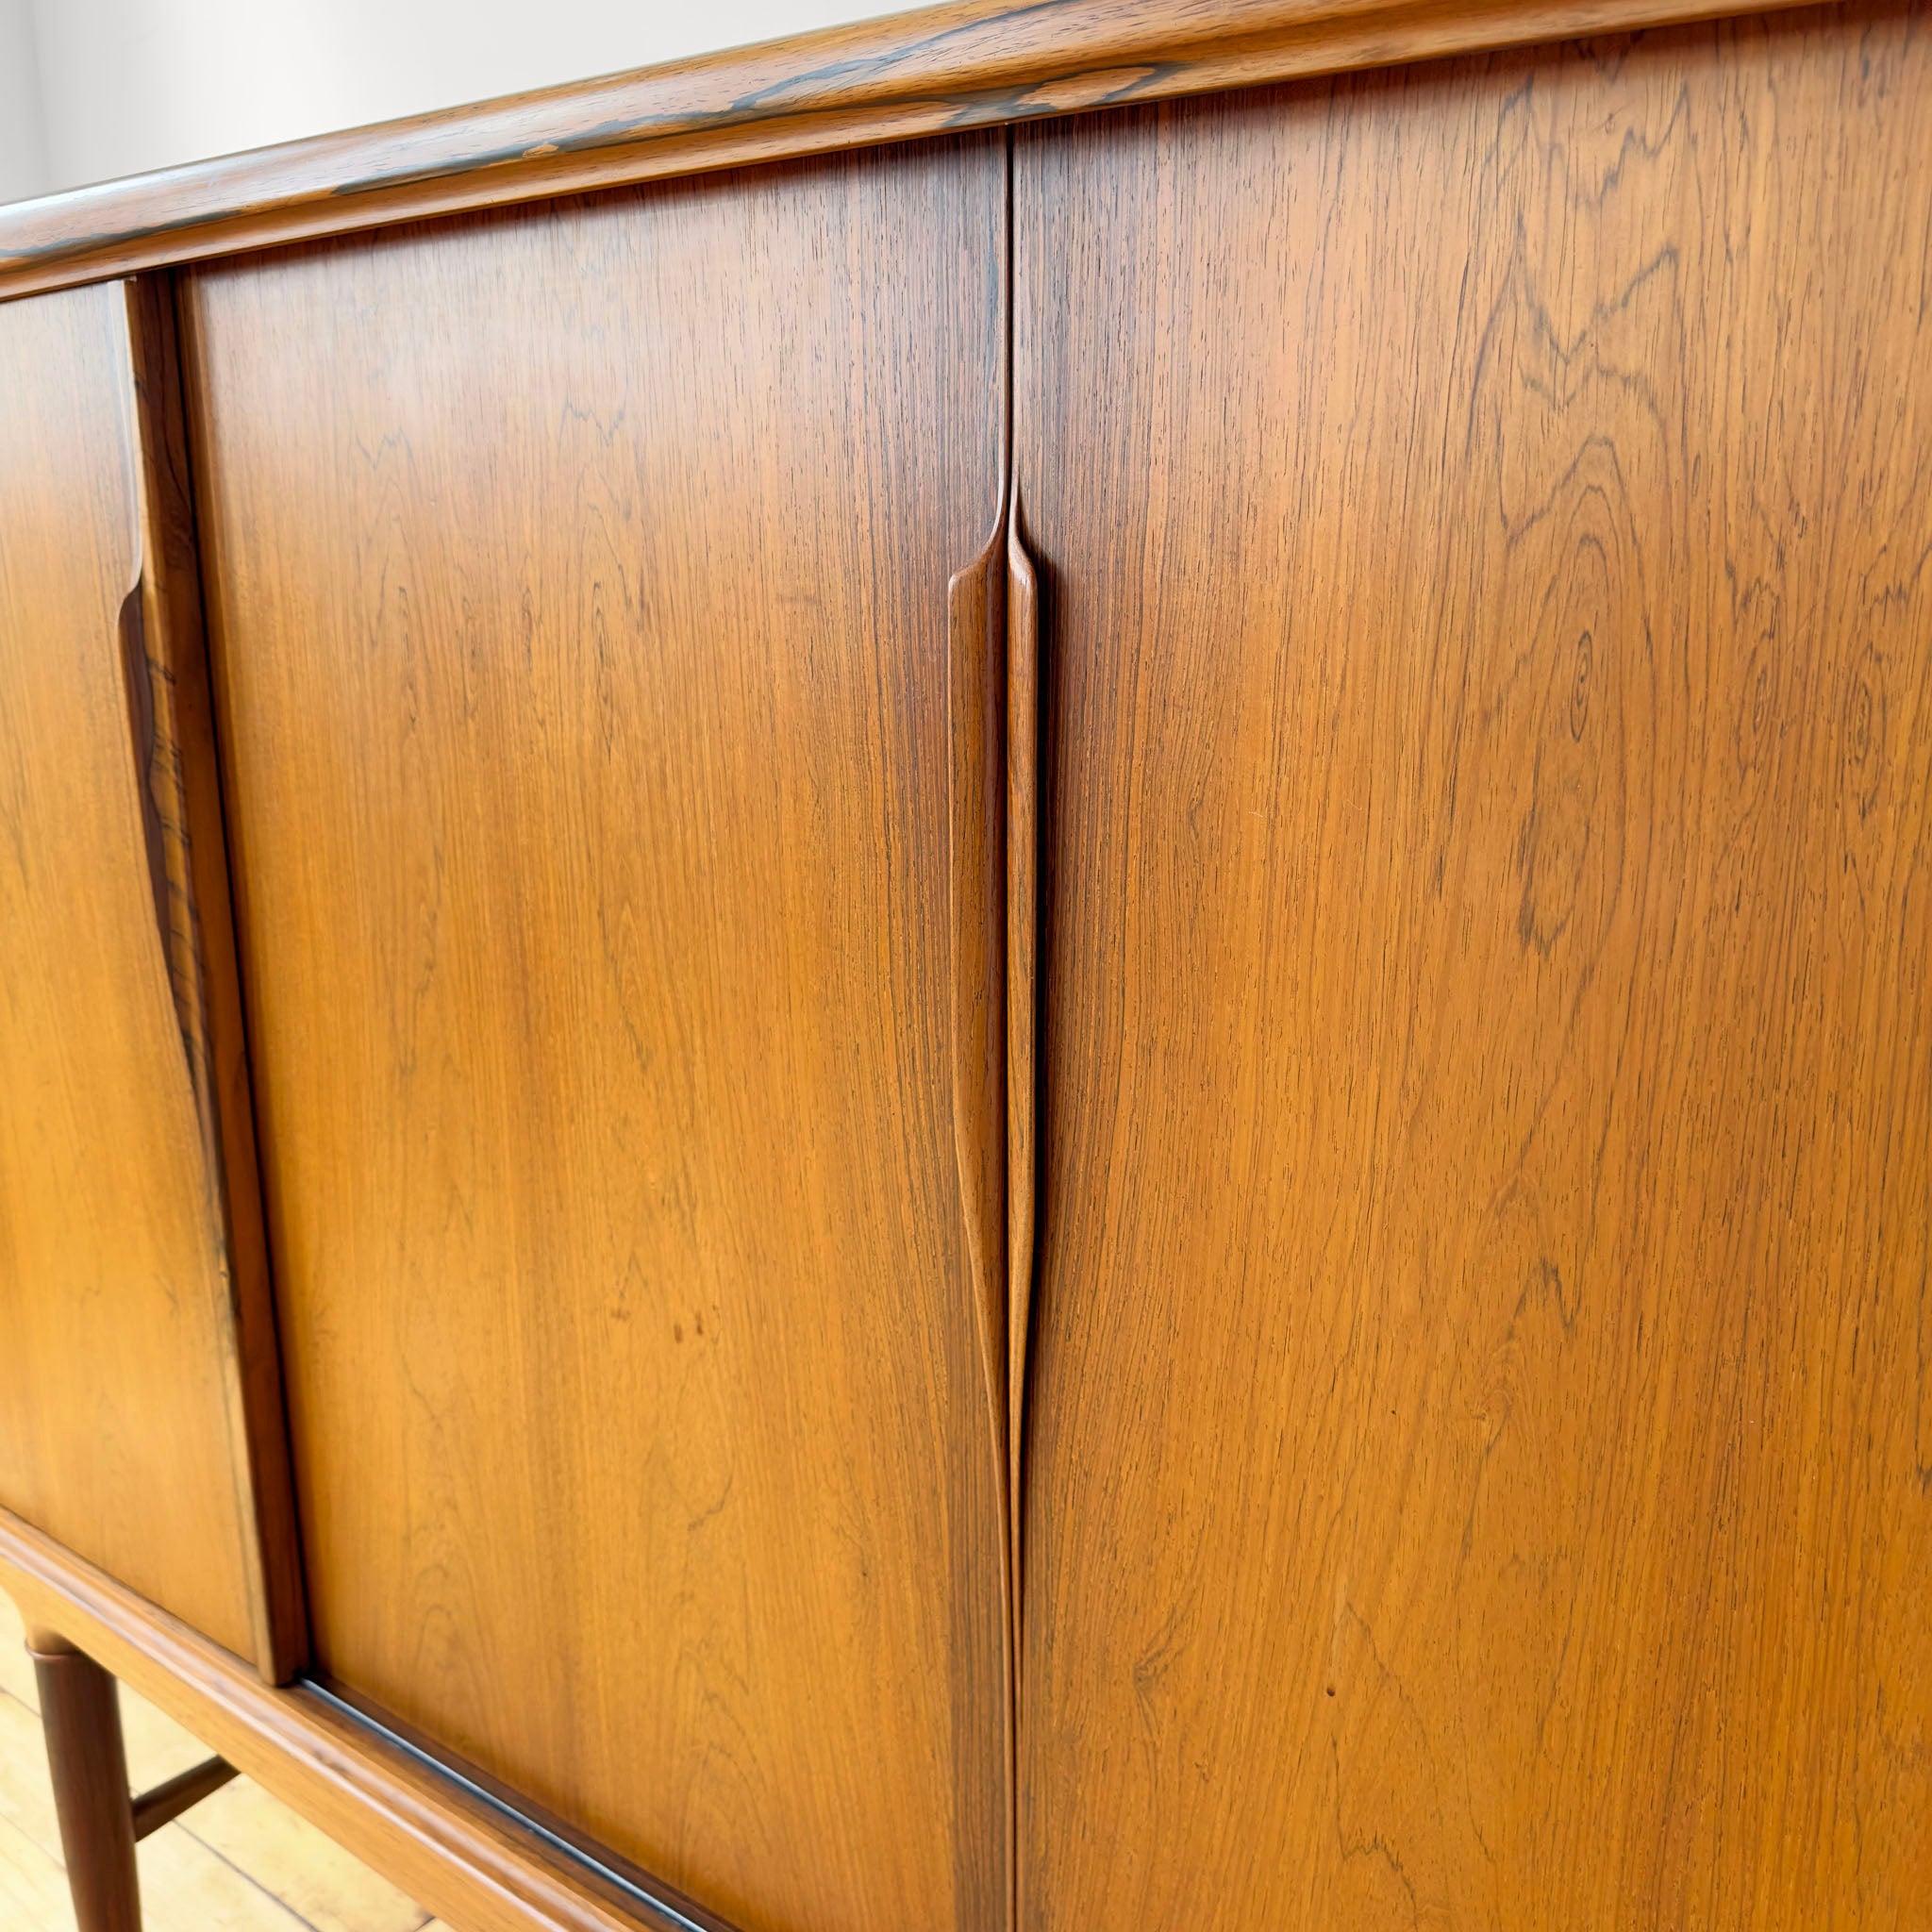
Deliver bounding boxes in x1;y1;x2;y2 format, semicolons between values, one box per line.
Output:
1;2;1927;1929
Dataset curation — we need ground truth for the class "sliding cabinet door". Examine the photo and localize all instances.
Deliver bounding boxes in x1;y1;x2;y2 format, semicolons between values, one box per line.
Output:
1017;8;1932;1925
183;134;1008;1932
0;280;299;1675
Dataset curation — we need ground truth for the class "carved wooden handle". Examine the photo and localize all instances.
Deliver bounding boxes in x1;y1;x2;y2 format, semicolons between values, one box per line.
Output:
954;491;1031;1932
116;277;310;1684
947;527;1008;1482
1005;507;1039;1605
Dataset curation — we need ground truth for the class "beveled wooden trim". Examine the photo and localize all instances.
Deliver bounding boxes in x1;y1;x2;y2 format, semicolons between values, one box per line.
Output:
0;1511;731;1932
0;0;1820;302
120;275;309;1685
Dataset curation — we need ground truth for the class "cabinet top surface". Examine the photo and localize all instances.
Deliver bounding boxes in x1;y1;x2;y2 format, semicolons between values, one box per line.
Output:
0;0;1821;302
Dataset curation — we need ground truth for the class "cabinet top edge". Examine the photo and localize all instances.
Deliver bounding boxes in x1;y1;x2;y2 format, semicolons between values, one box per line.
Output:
0;0;1820;302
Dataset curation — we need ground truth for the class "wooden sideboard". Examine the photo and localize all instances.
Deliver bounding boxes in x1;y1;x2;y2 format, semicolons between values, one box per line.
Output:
2;3;1927;1929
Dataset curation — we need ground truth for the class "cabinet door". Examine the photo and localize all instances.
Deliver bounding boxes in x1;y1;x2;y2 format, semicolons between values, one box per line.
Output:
184;134;1008;1932
0;280;300;1676
1016;8;1932;1926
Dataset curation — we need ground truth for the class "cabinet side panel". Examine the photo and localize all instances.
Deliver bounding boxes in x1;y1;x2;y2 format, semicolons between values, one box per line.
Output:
186;133;1008;1932
0;280;258;1663
1019;5;1932;1925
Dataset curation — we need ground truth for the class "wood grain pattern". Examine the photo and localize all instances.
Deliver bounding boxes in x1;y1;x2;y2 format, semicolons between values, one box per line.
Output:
0;279;267;1671
183;137;1008;1932
122;277;309;1686
1016;5;1932;1924
2;1511;718;1932
0;0;1826;303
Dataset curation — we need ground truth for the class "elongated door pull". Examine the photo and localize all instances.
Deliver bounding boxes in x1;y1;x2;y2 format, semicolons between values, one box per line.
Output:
120;275;309;1683
948;525;1008;1473
1005;507;1039;1607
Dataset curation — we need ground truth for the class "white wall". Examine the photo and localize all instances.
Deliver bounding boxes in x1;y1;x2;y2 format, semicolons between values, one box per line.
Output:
0;0;47;203
12;0;902;202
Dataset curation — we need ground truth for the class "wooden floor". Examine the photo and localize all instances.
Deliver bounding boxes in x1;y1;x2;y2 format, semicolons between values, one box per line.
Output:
0;1591;446;1932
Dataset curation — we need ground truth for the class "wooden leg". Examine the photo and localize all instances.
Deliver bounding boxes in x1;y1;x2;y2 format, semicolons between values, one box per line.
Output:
25;1628;142;1932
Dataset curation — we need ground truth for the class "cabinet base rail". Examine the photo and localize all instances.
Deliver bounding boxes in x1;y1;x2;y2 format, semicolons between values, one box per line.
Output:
300;1681;721;1932
0;1509;735;1932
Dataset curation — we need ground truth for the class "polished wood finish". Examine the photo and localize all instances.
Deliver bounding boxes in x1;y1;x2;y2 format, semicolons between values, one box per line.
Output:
121;277;308;1685
0;278;290;1676
4;2;1928;1924
26;1629;141;1932
2;1511;723;1932
1005;512;1041;1606
1016;5;1932;1924
182;137;1008;1932
950;524;1012;1520
0;0;1826;302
